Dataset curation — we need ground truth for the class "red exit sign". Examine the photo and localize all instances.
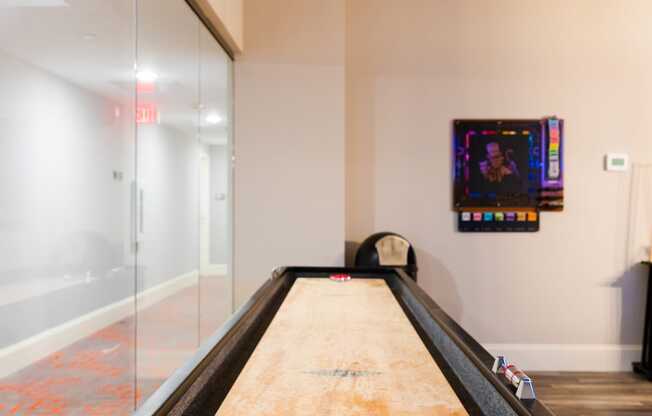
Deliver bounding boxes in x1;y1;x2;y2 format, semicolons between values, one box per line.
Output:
137;103;157;124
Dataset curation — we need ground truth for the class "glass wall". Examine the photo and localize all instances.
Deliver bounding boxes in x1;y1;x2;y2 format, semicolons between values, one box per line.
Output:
135;0;201;402
0;1;233;413
198;21;234;344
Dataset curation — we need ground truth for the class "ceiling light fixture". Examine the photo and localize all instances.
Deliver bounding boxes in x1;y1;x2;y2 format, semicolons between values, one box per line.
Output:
136;70;158;83
206;113;223;125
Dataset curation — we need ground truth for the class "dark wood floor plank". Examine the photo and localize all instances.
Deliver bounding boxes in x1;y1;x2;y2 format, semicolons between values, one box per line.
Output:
529;372;652;416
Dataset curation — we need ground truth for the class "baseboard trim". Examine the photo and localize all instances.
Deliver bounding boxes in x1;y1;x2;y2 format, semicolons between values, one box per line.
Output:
483;343;642;372
200;263;228;276
0;270;199;378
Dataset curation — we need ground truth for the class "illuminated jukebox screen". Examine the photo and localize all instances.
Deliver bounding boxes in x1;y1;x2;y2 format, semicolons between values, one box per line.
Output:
453;118;564;232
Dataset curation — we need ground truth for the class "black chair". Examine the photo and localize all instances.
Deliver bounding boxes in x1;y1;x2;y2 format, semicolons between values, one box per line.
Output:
354;232;417;281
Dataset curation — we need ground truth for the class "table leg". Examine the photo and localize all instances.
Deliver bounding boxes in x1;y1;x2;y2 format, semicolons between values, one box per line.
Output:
634;266;652;380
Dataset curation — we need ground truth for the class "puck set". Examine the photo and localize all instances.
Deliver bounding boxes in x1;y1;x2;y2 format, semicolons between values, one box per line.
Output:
458;209;539;232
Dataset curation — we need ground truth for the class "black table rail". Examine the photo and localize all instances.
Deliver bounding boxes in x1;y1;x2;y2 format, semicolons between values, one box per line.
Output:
134;266;555;416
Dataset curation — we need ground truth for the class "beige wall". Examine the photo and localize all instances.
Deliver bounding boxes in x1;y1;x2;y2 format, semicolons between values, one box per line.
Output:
233;0;652;370
346;0;652;370
234;0;346;305
206;0;244;52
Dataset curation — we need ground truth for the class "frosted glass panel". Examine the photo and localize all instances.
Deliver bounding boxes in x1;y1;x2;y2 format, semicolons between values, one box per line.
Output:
0;1;137;413
135;0;201;406
0;1;234;412
199;24;234;343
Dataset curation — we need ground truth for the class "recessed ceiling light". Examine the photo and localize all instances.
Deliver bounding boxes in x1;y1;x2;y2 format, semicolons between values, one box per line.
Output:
82;33;97;41
206;113;223;125
136;70;158;83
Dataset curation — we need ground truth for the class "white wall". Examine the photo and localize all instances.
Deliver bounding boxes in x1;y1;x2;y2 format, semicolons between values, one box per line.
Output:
0;49;133;346
346;0;652;371
0;51;129;281
138;123;201;290
0;49;202;347
234;0;346;306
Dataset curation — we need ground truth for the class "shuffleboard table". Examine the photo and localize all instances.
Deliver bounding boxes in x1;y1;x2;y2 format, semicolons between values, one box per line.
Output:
135;267;555;416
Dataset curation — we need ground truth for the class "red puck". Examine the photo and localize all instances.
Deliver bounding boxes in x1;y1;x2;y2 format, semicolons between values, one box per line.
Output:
329;273;351;282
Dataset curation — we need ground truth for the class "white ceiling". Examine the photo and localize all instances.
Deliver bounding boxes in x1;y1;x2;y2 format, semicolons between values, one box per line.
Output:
0;0;231;143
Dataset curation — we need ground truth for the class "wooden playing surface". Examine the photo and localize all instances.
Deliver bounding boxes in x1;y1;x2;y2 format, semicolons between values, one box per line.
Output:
216;278;468;415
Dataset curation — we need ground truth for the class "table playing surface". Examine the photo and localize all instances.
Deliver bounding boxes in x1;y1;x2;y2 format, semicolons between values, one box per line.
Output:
216;278;468;415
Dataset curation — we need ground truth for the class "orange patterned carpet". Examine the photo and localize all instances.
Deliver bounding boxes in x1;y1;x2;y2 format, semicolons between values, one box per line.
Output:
0;318;139;415
0;280;229;416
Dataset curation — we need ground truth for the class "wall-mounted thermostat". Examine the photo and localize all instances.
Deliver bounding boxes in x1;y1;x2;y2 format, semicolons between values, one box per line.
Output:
605;153;629;172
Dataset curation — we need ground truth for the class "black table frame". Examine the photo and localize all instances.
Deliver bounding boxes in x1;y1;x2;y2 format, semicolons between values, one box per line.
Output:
134;266;555;416
634;261;652;380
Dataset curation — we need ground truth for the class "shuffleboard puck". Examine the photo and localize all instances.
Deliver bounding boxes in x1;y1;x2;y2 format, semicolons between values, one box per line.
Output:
329;273;351;282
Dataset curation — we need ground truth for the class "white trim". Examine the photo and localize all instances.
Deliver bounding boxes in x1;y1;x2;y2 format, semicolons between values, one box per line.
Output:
483;343;642;372
200;263;228;276
0;270;198;378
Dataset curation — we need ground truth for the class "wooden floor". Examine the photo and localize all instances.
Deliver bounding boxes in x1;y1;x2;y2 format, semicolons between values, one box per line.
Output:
530;372;652;416
217;278;467;415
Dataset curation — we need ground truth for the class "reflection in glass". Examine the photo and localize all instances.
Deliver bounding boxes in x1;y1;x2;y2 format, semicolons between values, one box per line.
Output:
0;1;137;414
0;1;234;412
